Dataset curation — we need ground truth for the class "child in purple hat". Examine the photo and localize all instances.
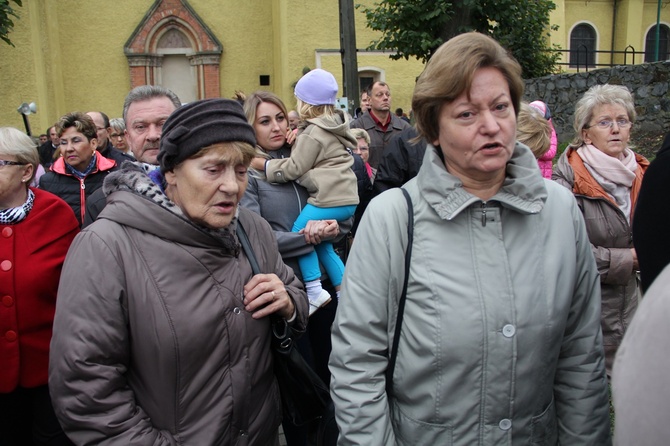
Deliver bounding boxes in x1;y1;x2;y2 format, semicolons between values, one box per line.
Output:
251;69;359;316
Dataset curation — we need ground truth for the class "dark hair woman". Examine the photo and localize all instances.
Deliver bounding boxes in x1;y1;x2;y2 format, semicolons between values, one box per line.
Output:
39;112;116;226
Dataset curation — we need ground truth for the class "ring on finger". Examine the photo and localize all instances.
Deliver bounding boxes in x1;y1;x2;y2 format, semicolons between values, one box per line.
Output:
272;290;276;301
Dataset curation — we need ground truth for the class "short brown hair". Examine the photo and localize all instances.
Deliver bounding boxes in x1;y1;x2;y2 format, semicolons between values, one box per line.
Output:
412;32;524;144
55;112;98;141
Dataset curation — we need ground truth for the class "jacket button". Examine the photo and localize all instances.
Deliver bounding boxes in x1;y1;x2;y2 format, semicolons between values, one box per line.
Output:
233;307;241;314
0;260;11;271
502;324;516;338
2;295;13;307
499;418;512;430
1;227;12;237
5;330;17;342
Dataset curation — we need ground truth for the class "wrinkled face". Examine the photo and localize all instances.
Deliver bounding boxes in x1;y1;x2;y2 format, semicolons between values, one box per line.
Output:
60;127;97;171
433;67;516;185
353;137;370;163
125;97;176;165
0;154;33;209
49;127;59;145
87;112;109;148
253;102;288;152
581;103;631;159
369;84;391;114
110;129;127;151
165;143;248;229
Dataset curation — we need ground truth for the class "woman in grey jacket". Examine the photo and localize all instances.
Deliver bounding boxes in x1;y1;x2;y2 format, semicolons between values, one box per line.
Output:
329;32;611;445
49;99;308;445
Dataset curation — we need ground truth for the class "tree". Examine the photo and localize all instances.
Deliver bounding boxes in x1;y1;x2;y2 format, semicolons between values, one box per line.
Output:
1;0;22;46
359;0;560;78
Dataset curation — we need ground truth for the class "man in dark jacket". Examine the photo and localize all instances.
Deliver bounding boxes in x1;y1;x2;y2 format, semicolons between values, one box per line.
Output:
86;111;134;168
633;132;670;292
83;87;181;226
38;125;59;168
350;81;411;168
372;126;427;196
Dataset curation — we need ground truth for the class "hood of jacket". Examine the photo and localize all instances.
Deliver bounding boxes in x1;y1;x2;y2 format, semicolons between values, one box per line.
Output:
306;109;358;149
99;162;240;254
417;142;547;220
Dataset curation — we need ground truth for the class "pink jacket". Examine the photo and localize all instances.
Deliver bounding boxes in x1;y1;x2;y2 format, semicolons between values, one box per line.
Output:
530;101;558;179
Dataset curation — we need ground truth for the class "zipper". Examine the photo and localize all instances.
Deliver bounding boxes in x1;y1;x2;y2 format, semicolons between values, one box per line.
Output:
79;179;86;224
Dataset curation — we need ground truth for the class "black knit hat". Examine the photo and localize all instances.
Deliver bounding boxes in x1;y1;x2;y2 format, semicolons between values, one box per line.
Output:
158;98;257;172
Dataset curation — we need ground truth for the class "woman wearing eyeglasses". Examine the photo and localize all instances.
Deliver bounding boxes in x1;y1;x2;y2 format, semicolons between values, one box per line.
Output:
0;127;79;446
553;84;649;375
39;112;116;227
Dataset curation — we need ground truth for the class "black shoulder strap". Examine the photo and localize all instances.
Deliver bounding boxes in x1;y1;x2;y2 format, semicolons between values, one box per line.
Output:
236;221;261;275
386;187;414;396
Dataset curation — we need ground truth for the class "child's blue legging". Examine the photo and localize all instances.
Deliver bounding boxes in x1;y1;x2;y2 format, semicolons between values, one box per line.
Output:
292;203;357;286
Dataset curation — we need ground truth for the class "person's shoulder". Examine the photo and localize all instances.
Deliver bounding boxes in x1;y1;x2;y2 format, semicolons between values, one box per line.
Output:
29;188;79;230
391;115;411;130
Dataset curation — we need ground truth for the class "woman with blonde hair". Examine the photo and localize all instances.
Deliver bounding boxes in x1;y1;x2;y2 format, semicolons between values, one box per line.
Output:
516;102;552;161
0;127;78;446
553;83;648;375
251;69;359;316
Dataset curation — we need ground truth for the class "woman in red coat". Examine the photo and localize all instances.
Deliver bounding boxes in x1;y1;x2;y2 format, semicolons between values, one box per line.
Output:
0;127;79;446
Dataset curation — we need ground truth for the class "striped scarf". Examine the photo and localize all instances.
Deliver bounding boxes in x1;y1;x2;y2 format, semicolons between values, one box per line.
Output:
0;189;35;225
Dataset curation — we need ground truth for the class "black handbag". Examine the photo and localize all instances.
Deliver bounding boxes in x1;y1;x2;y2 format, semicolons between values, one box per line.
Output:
236;222;332;427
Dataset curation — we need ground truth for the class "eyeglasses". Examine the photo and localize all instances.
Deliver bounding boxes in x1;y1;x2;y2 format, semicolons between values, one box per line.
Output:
585;119;631;130
0;160;26;167
110;133;125;139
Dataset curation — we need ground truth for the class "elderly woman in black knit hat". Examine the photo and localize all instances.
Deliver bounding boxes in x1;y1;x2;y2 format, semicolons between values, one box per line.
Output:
49;99;308;445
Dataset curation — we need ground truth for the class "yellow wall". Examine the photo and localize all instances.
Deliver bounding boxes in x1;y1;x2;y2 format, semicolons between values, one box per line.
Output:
1;0;668;131
552;0;669;71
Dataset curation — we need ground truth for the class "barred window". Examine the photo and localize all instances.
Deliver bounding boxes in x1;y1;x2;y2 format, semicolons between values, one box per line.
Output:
645;24;670;62
570;24;596;69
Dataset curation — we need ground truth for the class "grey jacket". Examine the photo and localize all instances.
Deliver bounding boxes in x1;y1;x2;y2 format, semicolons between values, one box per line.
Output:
330;144;611;445
612;263;670;445
49;164;307;445
349;111;411;168
265;111;358;208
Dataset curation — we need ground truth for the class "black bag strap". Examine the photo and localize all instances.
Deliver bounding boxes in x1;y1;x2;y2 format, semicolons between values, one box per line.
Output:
237;222;261;276
386;187;414;396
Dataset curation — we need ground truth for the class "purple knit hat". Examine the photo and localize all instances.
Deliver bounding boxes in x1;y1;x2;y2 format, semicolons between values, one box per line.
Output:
294;69;338;106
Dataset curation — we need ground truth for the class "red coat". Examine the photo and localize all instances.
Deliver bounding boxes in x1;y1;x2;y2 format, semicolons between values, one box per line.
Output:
0;188;79;392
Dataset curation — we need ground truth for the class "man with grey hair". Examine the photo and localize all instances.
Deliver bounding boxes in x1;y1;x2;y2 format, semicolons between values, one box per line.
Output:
86;111;134;168
350;81;410;168
83;85;181;226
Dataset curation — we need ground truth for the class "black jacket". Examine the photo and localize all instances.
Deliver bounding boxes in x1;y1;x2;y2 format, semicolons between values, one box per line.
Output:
99;141;133;169
38;141;59;168
372;126;427;197
633;132;670;292
39;154;116;226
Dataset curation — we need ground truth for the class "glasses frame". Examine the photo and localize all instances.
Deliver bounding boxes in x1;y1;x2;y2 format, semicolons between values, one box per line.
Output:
584;118;632;130
0;160;27;167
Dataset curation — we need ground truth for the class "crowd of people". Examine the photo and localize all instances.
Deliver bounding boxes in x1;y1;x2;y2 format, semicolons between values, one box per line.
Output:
1;30;668;445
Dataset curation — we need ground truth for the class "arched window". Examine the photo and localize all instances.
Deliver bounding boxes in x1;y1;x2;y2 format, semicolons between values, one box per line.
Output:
645;24;670;62
570;24;596;69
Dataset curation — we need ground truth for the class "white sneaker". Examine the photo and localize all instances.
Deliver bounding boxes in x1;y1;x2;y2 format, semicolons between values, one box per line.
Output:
308;289;332;316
